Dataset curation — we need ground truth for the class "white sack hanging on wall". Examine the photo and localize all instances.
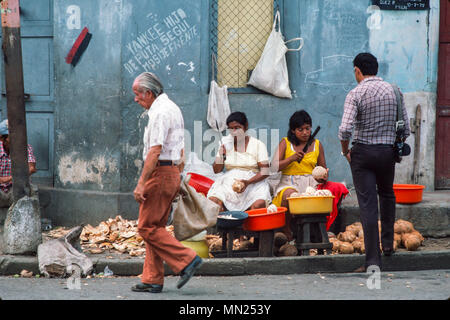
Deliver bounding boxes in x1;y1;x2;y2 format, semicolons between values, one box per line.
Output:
247;11;303;99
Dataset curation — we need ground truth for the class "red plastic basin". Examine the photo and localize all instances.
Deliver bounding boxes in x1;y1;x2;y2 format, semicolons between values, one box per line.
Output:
187;172;214;196
393;184;425;204
243;207;287;231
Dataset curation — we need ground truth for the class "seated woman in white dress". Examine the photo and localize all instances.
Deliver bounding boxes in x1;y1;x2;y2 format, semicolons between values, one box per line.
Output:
207;112;271;212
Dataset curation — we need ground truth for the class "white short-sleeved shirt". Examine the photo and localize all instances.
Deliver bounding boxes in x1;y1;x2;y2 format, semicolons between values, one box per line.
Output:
217;135;269;172
143;93;184;161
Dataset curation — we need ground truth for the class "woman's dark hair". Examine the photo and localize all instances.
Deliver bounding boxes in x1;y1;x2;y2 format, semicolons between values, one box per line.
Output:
287;110;312;146
226;111;248;128
353;52;378;76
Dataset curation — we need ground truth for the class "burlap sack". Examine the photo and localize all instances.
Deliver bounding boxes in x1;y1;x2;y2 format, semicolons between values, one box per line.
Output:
172;176;220;241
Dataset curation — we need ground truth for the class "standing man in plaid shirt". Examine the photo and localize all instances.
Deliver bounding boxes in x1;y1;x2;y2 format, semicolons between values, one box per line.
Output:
338;53;410;272
0;119;37;207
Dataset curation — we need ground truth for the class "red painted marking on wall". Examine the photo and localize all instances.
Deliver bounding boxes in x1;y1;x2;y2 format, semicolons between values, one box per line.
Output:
65;27;92;66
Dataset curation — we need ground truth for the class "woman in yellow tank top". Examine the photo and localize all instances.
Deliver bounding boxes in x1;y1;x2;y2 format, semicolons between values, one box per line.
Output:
271;110;327;241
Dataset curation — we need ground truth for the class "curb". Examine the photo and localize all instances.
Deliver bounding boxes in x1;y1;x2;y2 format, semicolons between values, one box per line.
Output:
1;250;450;276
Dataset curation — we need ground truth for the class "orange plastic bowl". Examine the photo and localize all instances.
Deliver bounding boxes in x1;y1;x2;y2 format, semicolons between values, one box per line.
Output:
243;207;287;231
187;172;214;196
393;184;425;204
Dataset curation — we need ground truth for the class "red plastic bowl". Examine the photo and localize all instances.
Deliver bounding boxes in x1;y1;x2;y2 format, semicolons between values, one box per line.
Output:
187;172;214;196
393;184;425;204
243;207;287;231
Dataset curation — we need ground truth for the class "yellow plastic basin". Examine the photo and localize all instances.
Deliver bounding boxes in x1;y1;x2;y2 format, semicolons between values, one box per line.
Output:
181;240;209;258
287;196;335;214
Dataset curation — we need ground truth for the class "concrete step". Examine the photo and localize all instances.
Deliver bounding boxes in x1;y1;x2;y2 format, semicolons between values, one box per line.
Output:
339;191;450;237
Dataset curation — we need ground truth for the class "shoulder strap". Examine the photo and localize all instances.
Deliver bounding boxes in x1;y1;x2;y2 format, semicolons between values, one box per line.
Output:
391;84;402;121
391;84;404;131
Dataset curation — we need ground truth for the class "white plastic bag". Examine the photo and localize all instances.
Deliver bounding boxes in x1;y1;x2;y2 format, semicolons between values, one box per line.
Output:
183;152;224;181
247;11;303;99
207;54;231;132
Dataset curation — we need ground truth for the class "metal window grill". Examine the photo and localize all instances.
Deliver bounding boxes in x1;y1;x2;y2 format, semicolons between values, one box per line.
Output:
210;0;282;89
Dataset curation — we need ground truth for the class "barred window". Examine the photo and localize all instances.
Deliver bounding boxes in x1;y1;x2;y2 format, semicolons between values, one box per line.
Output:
210;0;283;91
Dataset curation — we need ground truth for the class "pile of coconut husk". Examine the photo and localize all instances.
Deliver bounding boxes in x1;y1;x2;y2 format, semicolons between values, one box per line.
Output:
329;219;424;255
79;216;145;256
44;216;176;257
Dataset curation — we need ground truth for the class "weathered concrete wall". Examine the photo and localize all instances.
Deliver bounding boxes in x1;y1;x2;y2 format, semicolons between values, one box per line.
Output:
54;0;123;192
46;0;440;225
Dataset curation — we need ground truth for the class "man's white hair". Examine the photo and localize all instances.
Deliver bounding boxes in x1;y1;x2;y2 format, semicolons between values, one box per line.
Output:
134;72;164;97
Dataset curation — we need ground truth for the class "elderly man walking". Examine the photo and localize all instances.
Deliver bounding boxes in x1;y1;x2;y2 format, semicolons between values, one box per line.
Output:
338;53;410;272
131;72;202;293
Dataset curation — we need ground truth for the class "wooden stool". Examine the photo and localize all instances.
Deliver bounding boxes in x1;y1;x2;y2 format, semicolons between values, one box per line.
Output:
213;226;275;258
292;213;333;256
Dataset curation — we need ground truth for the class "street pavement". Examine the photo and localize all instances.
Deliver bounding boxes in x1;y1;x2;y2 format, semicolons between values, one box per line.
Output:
1;269;449;300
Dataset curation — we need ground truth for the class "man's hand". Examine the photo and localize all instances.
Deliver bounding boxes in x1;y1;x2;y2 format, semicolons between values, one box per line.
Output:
345;152;351;163
133;183;146;203
0;176;12;184
134;145;160;203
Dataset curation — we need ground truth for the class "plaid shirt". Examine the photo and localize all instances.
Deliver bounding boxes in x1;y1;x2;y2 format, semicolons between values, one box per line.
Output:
338;77;410;145
0;142;36;193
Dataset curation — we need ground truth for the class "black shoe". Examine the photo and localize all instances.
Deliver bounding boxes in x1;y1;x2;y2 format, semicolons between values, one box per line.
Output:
131;282;163;293
383;248;394;256
177;255;203;289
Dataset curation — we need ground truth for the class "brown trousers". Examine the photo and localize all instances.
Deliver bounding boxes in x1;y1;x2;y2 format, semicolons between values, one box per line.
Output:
137;166;196;285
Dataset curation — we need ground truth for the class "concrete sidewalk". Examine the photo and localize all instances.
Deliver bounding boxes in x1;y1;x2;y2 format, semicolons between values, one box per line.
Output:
1;249;450;277
0;190;449;277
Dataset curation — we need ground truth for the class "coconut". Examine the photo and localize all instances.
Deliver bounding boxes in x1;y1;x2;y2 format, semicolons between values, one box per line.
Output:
279;243;298;256
315;189;332;196
404;234;421;251
312;166;328;181
352;239;365;254
410;229;424;244
394;219;414;234
274;232;288;248
302;186;316;196
232;180;245;193
339;242;354;254
329;238;341;252
345;224;361;237
267;204;278;213
394;233;402;247
337;231;356;243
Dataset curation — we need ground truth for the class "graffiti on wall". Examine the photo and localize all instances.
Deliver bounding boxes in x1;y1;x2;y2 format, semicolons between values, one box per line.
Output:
123;9;199;75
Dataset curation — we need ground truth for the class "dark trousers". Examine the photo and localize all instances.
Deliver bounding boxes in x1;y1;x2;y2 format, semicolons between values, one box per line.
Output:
350;143;396;268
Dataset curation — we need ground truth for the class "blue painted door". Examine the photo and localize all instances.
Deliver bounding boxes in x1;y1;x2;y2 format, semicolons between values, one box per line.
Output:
0;0;54;185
